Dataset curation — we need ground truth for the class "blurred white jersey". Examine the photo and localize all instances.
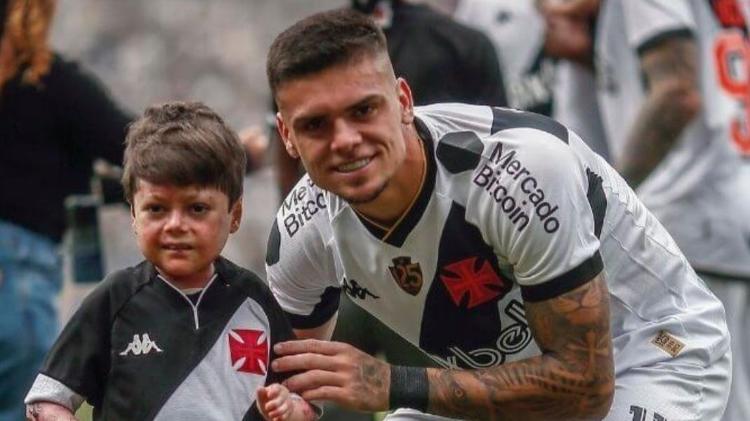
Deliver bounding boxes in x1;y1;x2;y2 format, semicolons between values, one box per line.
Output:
453;0;554;115
453;0;610;158
595;0;750;276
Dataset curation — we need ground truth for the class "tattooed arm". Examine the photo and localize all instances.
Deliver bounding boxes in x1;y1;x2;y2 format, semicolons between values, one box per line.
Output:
617;35;701;188
274;274;613;420
427;273;614;420
26;402;78;421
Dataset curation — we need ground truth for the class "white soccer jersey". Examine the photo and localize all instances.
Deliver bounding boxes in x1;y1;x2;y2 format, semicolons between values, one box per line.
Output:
595;0;750;276
266;103;728;375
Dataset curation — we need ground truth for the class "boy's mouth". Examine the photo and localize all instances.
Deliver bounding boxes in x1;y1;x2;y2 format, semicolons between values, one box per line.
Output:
162;243;192;250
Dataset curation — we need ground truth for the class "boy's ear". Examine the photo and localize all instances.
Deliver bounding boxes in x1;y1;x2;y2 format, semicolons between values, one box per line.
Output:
276;112;300;159
230;199;243;233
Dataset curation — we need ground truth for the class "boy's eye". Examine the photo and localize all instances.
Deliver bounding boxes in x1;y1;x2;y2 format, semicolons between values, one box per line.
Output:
190;203;209;214
145;204;164;213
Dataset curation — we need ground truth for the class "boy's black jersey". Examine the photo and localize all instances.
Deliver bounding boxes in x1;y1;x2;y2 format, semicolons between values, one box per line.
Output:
25;257;294;420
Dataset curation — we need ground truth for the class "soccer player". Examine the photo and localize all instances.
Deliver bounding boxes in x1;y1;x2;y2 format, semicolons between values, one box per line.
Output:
541;1;750;419
264;9;730;420
24;102;318;421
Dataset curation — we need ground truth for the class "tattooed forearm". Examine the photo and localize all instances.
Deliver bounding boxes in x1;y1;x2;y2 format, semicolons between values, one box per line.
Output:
427;274;614;420
617;36;701;188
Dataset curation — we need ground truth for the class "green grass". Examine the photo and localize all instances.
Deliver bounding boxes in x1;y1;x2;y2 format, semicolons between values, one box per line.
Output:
75;403;92;421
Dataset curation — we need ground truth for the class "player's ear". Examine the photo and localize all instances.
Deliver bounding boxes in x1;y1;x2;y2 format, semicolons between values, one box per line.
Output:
276;112;300;159
396;77;414;125
130;205;137;234
229;199;243;233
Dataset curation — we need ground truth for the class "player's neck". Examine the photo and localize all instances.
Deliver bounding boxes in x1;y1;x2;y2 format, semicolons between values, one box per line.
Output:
352;129;426;228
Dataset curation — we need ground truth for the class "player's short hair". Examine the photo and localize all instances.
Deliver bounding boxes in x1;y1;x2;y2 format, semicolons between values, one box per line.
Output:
266;8;387;100
122;101;246;207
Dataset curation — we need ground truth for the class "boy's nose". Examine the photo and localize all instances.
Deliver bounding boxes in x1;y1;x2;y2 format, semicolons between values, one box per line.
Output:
164;211;187;231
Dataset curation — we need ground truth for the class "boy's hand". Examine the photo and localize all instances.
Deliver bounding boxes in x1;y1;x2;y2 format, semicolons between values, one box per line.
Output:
257;384;294;421
26;402;78;421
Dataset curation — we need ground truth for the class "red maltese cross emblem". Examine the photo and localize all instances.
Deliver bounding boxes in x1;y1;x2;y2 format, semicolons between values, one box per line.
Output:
228;329;268;375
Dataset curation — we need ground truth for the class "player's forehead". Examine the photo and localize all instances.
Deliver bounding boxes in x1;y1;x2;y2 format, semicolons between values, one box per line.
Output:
276;53;394;119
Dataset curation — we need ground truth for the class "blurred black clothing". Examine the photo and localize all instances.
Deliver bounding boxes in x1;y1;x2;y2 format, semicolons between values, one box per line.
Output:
0;54;133;242
385;2;507;106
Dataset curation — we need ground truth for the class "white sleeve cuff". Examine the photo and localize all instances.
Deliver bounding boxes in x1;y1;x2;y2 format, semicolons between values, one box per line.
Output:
24;373;85;412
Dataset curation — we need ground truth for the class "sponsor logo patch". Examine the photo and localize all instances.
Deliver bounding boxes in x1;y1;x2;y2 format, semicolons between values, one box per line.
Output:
228;329;268;375
651;330;685;358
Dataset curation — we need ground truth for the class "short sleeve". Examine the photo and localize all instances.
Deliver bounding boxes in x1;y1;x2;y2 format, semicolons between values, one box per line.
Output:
25;281;113;410
622;0;696;51
471;125;603;302
265;180;341;329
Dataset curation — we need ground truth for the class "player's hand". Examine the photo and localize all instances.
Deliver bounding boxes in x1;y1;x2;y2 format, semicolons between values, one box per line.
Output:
272;339;390;412
257;384;294;421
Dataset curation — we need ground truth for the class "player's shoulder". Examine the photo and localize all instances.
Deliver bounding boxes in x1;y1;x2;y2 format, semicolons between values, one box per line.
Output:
266;174;332;268
418;104;574;173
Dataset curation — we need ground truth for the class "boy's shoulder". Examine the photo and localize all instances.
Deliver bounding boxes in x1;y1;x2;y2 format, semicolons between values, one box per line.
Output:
80;260;155;316
214;256;270;296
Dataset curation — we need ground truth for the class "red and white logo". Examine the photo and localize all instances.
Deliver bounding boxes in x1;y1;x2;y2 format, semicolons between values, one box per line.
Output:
441;257;508;309
228;329;268;375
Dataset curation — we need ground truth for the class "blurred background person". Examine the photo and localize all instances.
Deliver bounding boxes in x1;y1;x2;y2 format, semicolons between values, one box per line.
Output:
0;0;133;419
429;0;609;159
542;1;750;419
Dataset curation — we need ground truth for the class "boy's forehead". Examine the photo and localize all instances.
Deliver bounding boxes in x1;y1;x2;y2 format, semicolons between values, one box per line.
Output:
133;179;225;199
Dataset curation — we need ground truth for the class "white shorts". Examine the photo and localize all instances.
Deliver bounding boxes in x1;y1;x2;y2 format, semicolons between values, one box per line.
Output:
605;350;731;420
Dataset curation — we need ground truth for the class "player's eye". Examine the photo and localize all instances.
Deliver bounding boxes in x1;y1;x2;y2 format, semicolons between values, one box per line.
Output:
353;103;376;119
303;117;325;133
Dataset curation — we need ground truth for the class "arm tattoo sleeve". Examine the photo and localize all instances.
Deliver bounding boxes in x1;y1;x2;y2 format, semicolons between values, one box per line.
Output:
617;36;700;188
426;274;614;420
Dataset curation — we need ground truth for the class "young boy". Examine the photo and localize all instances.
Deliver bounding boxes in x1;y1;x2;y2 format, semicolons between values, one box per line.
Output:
24;101;318;421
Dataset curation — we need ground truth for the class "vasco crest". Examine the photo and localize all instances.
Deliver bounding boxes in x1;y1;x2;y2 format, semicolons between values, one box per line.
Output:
388;256;423;295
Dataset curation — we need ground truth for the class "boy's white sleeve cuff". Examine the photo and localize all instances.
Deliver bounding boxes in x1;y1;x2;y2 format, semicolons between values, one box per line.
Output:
24;373;85;412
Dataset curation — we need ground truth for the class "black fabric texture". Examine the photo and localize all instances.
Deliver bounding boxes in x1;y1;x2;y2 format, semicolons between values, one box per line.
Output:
0;54;133;242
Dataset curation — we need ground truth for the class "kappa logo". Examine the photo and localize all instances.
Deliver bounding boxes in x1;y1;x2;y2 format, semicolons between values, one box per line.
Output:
388;256;423;295
119;333;163;356
343;277;380;300
441;257;508;309
228;329;268;375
